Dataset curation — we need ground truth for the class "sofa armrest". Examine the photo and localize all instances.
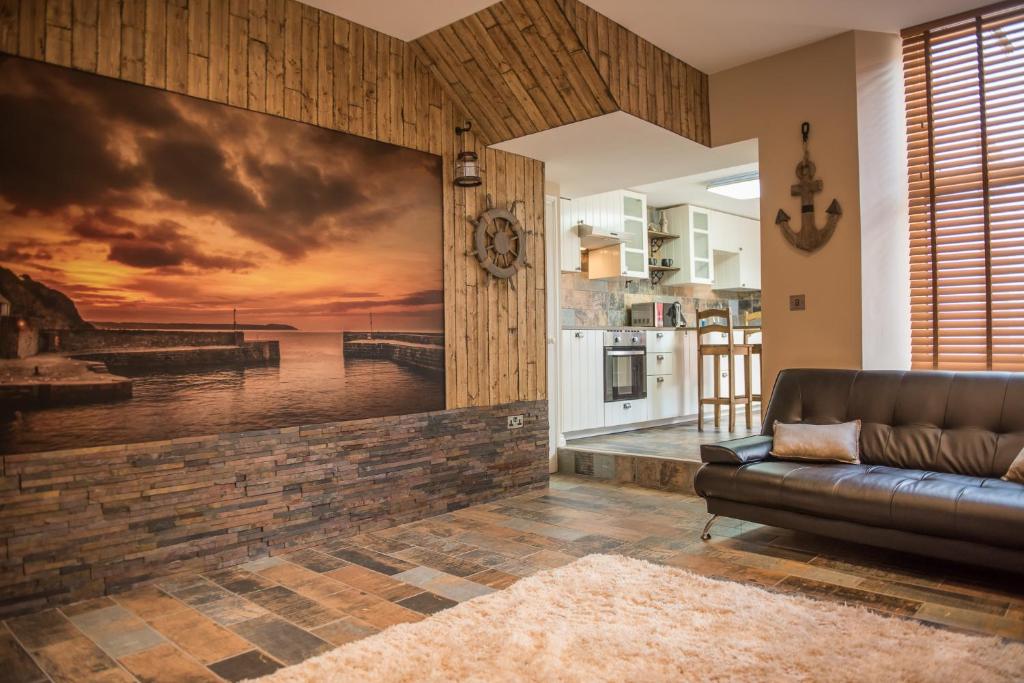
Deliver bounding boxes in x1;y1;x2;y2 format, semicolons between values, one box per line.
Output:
700;435;774;465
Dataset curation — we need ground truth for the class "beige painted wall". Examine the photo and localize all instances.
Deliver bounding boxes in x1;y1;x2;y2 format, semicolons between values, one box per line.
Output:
711;32;865;388
855;32;911;371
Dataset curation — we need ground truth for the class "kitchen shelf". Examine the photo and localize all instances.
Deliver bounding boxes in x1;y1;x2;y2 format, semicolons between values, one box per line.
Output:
647;230;679;255
648;265;680;285
647;230;678;240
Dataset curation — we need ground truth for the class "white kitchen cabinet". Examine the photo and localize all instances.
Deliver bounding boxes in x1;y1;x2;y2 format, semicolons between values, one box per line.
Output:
680;329;699;417
661;205;713;285
745;328;763;398
713;251;760;291
711;211;760;291
559;330;604;432
573;190;649;280
646;329;676;353
646;351;675;376
572;191;615;240
646;331;682;421
559;197;582;273
647;374;680;420
604;399;648;427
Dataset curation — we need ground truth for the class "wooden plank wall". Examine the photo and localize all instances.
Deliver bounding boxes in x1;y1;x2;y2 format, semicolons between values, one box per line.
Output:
0;0;545;409
412;0;711;146
410;0;618;145
557;0;711;146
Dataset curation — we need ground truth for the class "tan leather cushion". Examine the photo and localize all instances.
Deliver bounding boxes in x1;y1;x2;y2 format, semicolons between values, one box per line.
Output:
1004;449;1024;484
772;420;861;463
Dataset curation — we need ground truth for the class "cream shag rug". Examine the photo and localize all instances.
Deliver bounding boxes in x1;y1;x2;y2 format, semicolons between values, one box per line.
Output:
253;554;1024;683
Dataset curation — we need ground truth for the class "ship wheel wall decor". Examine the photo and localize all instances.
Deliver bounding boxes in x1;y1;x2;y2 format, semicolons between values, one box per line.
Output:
468;194;529;286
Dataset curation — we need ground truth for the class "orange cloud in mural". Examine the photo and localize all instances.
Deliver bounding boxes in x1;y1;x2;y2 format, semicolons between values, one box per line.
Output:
0;54;443;333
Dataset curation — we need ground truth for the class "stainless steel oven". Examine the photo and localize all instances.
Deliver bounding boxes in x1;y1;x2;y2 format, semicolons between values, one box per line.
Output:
603;330;646;402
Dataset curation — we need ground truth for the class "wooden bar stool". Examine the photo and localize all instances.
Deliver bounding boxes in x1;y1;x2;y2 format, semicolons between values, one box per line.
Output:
742;310;763;423
696;308;754;432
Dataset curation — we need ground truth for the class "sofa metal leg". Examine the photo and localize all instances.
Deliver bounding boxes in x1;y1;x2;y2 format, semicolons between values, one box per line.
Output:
701;514;719;541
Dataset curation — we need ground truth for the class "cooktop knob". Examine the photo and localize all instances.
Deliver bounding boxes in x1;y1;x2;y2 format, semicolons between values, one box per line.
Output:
613;336;621;343
631;336;639;343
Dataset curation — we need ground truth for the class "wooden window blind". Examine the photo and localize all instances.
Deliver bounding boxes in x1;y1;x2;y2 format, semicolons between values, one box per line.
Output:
903;1;1024;371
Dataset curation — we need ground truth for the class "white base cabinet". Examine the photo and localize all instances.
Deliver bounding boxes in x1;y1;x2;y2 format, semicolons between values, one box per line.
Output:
646;351;676;376
646;329;683;421
680;329;699;417
646;330;676;353
560;327;761;437
605;399;648;427
559;330;604;432
647;374;680;420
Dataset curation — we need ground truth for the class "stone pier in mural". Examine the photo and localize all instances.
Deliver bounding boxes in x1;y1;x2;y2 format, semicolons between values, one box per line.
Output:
343;332;444;374
0;266;282;410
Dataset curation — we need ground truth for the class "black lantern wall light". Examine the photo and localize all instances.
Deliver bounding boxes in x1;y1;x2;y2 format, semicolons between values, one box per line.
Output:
454;121;482;187
456;122;529;285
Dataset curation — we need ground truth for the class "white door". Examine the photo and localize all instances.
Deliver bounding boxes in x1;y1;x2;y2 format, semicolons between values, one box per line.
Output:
545;196;560;471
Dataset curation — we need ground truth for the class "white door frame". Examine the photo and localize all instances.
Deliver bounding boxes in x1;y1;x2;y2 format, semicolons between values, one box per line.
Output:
544;195;561;473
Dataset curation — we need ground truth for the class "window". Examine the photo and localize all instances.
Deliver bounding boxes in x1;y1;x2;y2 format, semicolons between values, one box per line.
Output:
903;1;1024;370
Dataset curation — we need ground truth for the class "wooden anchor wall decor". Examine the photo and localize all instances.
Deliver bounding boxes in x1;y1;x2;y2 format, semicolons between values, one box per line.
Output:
468;194;529;287
775;122;842;253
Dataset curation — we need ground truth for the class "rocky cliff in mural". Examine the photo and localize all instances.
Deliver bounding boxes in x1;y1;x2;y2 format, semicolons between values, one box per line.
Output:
0;266;281;414
0;266;93;331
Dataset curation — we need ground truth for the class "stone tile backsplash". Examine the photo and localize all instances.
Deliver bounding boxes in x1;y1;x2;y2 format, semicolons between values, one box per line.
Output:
560;272;760;328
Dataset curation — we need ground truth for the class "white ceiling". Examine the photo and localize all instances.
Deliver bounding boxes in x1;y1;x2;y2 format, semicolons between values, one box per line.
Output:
492;112;758;210
308;1;982;73
300;0;493;41
633;162;760;218
583;0;985;73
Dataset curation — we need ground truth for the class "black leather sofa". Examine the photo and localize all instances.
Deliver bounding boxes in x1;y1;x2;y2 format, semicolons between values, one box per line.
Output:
694;369;1024;573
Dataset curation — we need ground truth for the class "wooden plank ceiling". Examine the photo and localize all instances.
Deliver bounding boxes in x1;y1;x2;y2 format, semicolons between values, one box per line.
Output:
412;0;711;146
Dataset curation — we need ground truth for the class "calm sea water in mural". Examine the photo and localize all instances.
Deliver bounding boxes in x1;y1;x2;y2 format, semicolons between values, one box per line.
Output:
0;331;445;454
0;55;444;455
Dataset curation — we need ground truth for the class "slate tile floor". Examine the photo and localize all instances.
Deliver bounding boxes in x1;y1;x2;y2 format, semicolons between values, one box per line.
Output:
565;420;760;459
4;475;1024;682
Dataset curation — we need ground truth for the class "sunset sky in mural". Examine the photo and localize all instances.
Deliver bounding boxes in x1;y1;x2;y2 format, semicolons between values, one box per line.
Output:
0;55;443;332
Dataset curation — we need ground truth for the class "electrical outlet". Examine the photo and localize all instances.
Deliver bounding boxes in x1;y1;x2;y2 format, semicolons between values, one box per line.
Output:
507;414;524;429
790;294;806;311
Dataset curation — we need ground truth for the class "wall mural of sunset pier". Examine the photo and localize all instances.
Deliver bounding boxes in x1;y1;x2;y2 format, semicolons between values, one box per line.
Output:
0;54;444;455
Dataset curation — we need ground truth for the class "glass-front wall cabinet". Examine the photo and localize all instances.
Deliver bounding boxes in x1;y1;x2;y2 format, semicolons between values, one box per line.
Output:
621;192;648;277
691;209;711;282
576;189;650;280
659;204;714;286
